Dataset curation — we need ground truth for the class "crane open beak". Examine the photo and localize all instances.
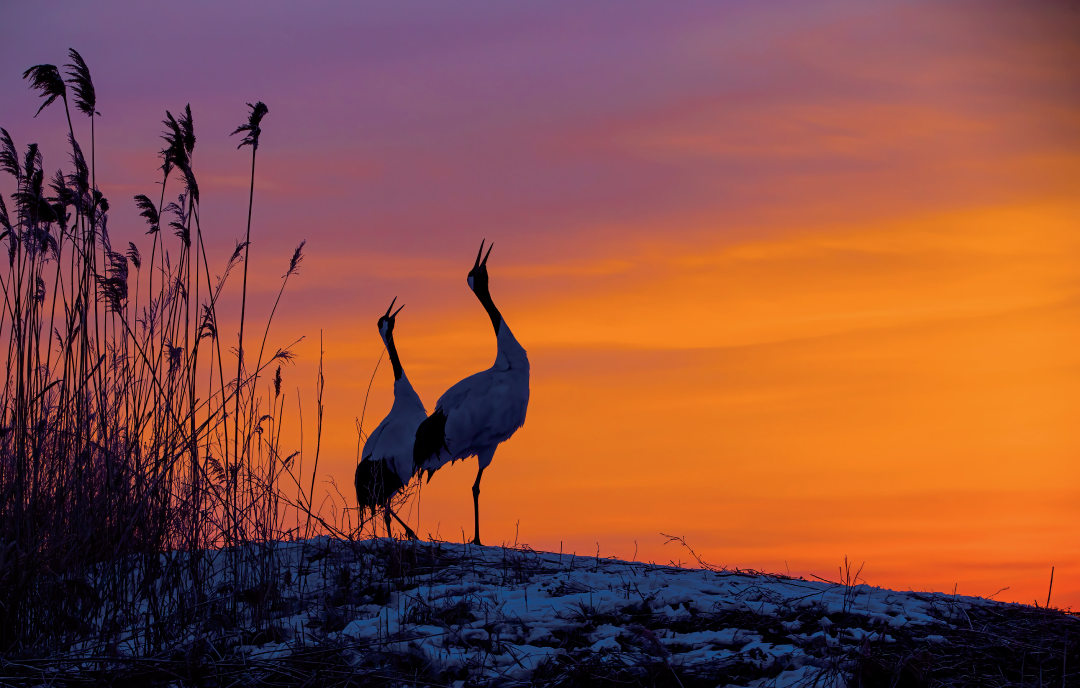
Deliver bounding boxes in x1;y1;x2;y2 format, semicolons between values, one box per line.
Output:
391;303;405;318
384;297;398;318
473;240;486;271
481;242;493;267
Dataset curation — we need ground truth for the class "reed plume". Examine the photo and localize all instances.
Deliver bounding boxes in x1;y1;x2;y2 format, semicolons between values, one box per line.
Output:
64;49;96;118
22;64;66;118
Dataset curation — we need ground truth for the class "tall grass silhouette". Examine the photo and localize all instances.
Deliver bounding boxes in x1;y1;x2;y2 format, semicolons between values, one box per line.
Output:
0;50;312;655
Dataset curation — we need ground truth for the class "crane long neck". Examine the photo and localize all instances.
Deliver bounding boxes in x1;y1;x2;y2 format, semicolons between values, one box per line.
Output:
385;332;404;380
476;288;502;335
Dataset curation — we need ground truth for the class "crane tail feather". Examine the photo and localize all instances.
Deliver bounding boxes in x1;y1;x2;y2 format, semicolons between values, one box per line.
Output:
413;409;449;469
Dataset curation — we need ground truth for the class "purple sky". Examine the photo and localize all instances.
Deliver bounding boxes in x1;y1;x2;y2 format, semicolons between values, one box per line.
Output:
8;1;1074;263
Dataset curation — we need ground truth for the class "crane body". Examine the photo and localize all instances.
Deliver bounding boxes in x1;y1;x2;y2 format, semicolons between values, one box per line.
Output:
355;299;426;539
414;241;530;545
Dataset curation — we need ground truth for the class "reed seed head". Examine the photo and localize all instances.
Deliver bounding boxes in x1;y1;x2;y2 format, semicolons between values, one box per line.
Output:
231;101;269;150
126;242;141;270
133;194;160;234
22;64;66;117
285;240;305;277
63;49;96;118
0;129;19;180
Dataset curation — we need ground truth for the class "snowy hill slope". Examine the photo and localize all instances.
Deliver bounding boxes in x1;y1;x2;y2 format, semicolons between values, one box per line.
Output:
8;538;1077;686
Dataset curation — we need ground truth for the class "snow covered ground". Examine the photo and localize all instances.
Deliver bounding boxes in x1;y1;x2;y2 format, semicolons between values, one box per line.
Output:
15;537;1076;686
300;540;981;686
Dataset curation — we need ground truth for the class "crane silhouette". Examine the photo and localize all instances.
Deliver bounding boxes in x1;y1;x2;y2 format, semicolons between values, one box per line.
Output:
413;241;530;545
355;298;425;539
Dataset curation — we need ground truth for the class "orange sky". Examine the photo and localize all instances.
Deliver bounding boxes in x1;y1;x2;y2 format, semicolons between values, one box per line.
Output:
324;200;1080;608
3;1;1078;607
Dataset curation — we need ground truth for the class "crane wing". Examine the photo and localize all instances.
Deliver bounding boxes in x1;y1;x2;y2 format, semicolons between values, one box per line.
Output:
364;408;426;483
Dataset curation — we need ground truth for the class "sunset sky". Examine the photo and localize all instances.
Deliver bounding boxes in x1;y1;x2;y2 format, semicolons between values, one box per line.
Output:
2;1;1078;607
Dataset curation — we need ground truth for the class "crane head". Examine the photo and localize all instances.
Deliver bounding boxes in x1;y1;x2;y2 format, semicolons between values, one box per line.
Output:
467;239;493;293
377;297;405;342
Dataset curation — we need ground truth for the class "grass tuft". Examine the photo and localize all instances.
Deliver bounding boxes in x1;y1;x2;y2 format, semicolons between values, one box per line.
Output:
0;50;319;658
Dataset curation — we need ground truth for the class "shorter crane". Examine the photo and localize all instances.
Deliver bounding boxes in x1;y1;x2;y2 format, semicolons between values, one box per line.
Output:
355;298;426;539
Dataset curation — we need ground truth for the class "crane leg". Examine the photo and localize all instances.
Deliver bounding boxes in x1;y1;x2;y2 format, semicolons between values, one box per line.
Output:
387;507;418;540
471;465;486;546
383;504;393;540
